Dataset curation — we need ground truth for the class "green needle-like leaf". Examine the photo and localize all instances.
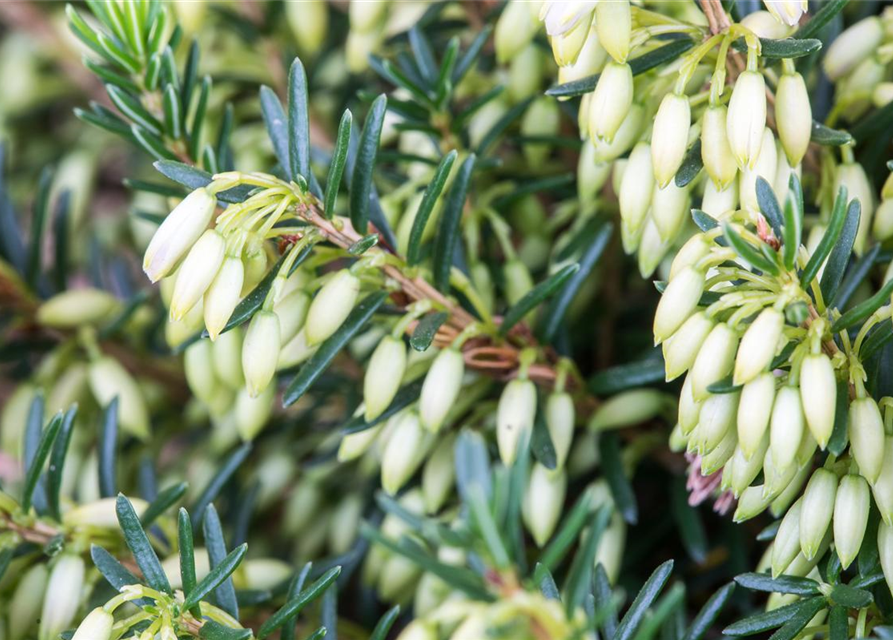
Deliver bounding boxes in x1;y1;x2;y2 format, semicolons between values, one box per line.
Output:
116;493;172;594
349;94;387;233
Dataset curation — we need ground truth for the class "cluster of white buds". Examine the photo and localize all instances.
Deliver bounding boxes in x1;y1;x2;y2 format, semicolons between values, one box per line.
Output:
145;174;383;412
659;178;893;573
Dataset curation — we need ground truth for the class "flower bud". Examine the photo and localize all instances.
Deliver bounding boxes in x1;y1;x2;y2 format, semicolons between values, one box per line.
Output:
619;142;654;235
546;391;574;469
169;229;226;321
669;234;711;282
504;259;534;307
36;288;118;329
727;71;767;169
880;520;893;600
702;175;738;219
88;356;150;440
578;141;611;203
739;128;778;212
241;246;268;296
522;98;561;167
590;389;668;431
419;348;464;432
696;391;739;455
769;386;804;474
242;310;281;397
775;72;811;167
588;61;633;143
184;340;218;405
39;554;85;640
763;0;806;26
823;16;883;81
382;412;429;495
653;266;705;344
204;255;244;340
396;621;437;640
523;464;567;547
834;474;870;569
595;511;627;584
277;329;317;370
734;308;784;385
728;434;769;496
143;187;216;282
349;0;388;32
540;1;595;37
734;483;773;522
773;146;800;209
497;378;537;465
762;448;799;500
679;373;702;435
873;199;893;241
652;181;690;243
70;609;114;640
364;335;408;421
702;426;738;476
595;0;631;63
495;0;539;63
835;163;875;255
771;463;811;517
593;102;644;162
235;384;275;441
799;468;837;560
286;0;328;57
305;269;361;346
690;323;739;401
549;13;592;67
873;436;893;525
212;327;245;388
701;105;738;190
771;498;803;577
558;25;607;85
9;563;48;640
849;396;886;483
65;497;148;528
422;435;455;513
741;10;791;38
799;353;836;449
651;93;690;188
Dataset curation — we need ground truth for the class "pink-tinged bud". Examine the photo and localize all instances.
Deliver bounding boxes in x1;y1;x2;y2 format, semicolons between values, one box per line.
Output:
823;16;883;81
737;372;776;459
419;348;465;432
653;266;705;344
799;353;836;449
690;323;739;401
769;386;804;474
651;181;690;243
242;310;281;398
305;269;360;346
588;61;633;143
169;229;226;321
701;105;738;190
727;71;767;169
775;72;812;167
663;312;714;382
874;436;893;526
204;255;244;341
143;187;216;282
364;335;407;421
763;0;806;26
835;163;875;255
497;378;537;465
734;308;784;385
739;128;778;211
651;93;691;188
523;464;567;546
834;474;870;569
849;397;886;483
799;468;837;559
595;0;630;63
771;498;803;577
619;142;654;235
